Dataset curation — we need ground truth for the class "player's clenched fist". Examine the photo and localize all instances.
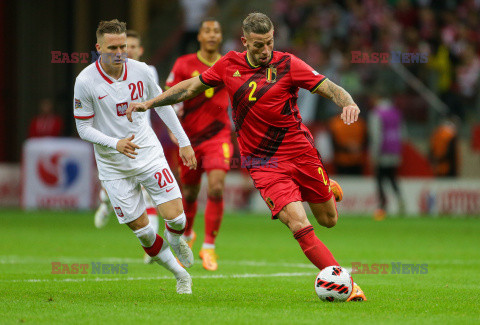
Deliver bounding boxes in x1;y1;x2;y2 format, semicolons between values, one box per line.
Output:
116;134;140;159
340;105;361;125
126;101;151;122
179;145;197;170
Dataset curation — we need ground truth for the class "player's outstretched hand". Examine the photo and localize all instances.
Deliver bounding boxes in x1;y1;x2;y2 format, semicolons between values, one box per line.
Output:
179;145;197;170
116;134;140;159
341;105;361;125
126;101;150;122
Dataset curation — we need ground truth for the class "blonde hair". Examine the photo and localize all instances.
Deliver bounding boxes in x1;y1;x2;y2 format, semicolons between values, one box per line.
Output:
242;13;273;35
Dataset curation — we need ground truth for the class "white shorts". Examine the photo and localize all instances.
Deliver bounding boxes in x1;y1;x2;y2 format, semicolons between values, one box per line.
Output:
102;160;181;224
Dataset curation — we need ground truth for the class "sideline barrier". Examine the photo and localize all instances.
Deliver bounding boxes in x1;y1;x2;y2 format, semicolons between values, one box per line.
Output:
22;138;96;210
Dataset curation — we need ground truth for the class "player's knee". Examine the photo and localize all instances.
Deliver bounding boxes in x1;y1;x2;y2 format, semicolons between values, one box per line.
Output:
183;186;200;202
164;206;184;220
207;182;224;198
323;210;338;228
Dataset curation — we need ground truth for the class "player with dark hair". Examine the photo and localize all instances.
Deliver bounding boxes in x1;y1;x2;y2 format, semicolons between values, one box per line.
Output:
127;13;366;301
165;18;230;271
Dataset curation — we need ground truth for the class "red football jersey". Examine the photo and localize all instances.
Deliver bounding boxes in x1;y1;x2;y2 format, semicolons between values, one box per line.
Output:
166;52;230;147
200;51;326;162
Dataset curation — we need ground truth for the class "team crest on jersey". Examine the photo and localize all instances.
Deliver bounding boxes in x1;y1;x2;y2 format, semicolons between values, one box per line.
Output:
74;98;82;109
116;102;128;116
114;207;124;217
265;197;275;210
266;66;277;83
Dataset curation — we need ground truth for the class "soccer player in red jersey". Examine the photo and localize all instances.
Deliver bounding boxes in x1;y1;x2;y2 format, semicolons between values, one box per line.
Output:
166;18;231;271
128;13;366;301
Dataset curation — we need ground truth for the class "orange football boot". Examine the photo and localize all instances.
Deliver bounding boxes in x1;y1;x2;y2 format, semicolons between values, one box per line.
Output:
374;208;386;221
330;179;343;202
199;248;218;271
347;283;367;302
184;231;196;249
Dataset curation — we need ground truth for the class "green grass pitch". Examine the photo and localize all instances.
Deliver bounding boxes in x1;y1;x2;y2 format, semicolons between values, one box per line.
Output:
1;209;479;324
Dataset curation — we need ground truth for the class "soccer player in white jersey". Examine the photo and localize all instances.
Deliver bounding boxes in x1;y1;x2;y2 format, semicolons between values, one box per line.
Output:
74;19;196;294
93;30;163;261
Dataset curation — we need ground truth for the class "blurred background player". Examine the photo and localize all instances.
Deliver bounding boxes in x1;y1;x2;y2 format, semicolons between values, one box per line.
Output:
94;30;163;258
28;98;64;138
127;12;366;301
166;18;231;271
76;20;196;294
369;95;406;221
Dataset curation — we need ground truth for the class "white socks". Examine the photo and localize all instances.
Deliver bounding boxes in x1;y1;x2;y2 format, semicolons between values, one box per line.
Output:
164;213;187;245
133;223;186;278
202;243;215;249
148;214;159;234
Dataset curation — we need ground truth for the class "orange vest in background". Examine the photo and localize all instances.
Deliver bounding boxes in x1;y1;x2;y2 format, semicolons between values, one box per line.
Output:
430;124;458;176
328;116;367;168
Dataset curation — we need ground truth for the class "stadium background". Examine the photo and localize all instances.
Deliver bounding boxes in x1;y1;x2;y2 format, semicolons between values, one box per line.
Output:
1;1;480;323
0;0;479;213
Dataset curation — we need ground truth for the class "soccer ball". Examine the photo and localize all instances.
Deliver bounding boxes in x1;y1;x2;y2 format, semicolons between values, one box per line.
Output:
315;266;353;302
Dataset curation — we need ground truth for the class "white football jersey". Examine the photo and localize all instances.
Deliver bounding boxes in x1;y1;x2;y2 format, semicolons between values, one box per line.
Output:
74;59;165;180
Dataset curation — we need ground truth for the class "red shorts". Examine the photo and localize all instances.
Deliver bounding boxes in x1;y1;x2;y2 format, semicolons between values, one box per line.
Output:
179;138;233;185
247;148;333;217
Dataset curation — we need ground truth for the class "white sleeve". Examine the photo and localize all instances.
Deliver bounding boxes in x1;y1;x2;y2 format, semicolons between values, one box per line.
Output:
154;105;191;147
148;65;160;86
75;118;119;149
73;77;95;119
144;65;191;147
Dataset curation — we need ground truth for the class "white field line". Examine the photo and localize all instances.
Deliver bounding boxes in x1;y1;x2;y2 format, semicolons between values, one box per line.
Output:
0;272;314;283
0;255;316;269
1;255;479;266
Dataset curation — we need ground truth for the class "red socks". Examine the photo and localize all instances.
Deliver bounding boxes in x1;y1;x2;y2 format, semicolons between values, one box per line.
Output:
142;234;163;257
204;196;224;244
294;225;338;270
182;199;197;237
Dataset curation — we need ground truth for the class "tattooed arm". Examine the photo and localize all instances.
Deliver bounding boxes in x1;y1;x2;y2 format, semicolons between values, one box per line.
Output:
314;78;360;125
126;76;209;122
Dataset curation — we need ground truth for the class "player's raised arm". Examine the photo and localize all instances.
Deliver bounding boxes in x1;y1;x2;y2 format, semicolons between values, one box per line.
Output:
314;79;360;125
126;76;209;122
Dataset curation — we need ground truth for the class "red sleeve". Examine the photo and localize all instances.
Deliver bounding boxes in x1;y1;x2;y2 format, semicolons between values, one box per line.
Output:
199;55;227;87
289;54;326;92
166;58;184;88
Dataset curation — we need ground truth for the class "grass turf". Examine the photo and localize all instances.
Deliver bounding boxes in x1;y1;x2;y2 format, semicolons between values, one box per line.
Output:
1;209;479;324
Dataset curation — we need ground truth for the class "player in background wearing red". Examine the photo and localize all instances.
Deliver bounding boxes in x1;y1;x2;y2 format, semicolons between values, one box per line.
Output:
93;31;164;265
76;20;196;294
127;13;366;301
166;18;231;271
